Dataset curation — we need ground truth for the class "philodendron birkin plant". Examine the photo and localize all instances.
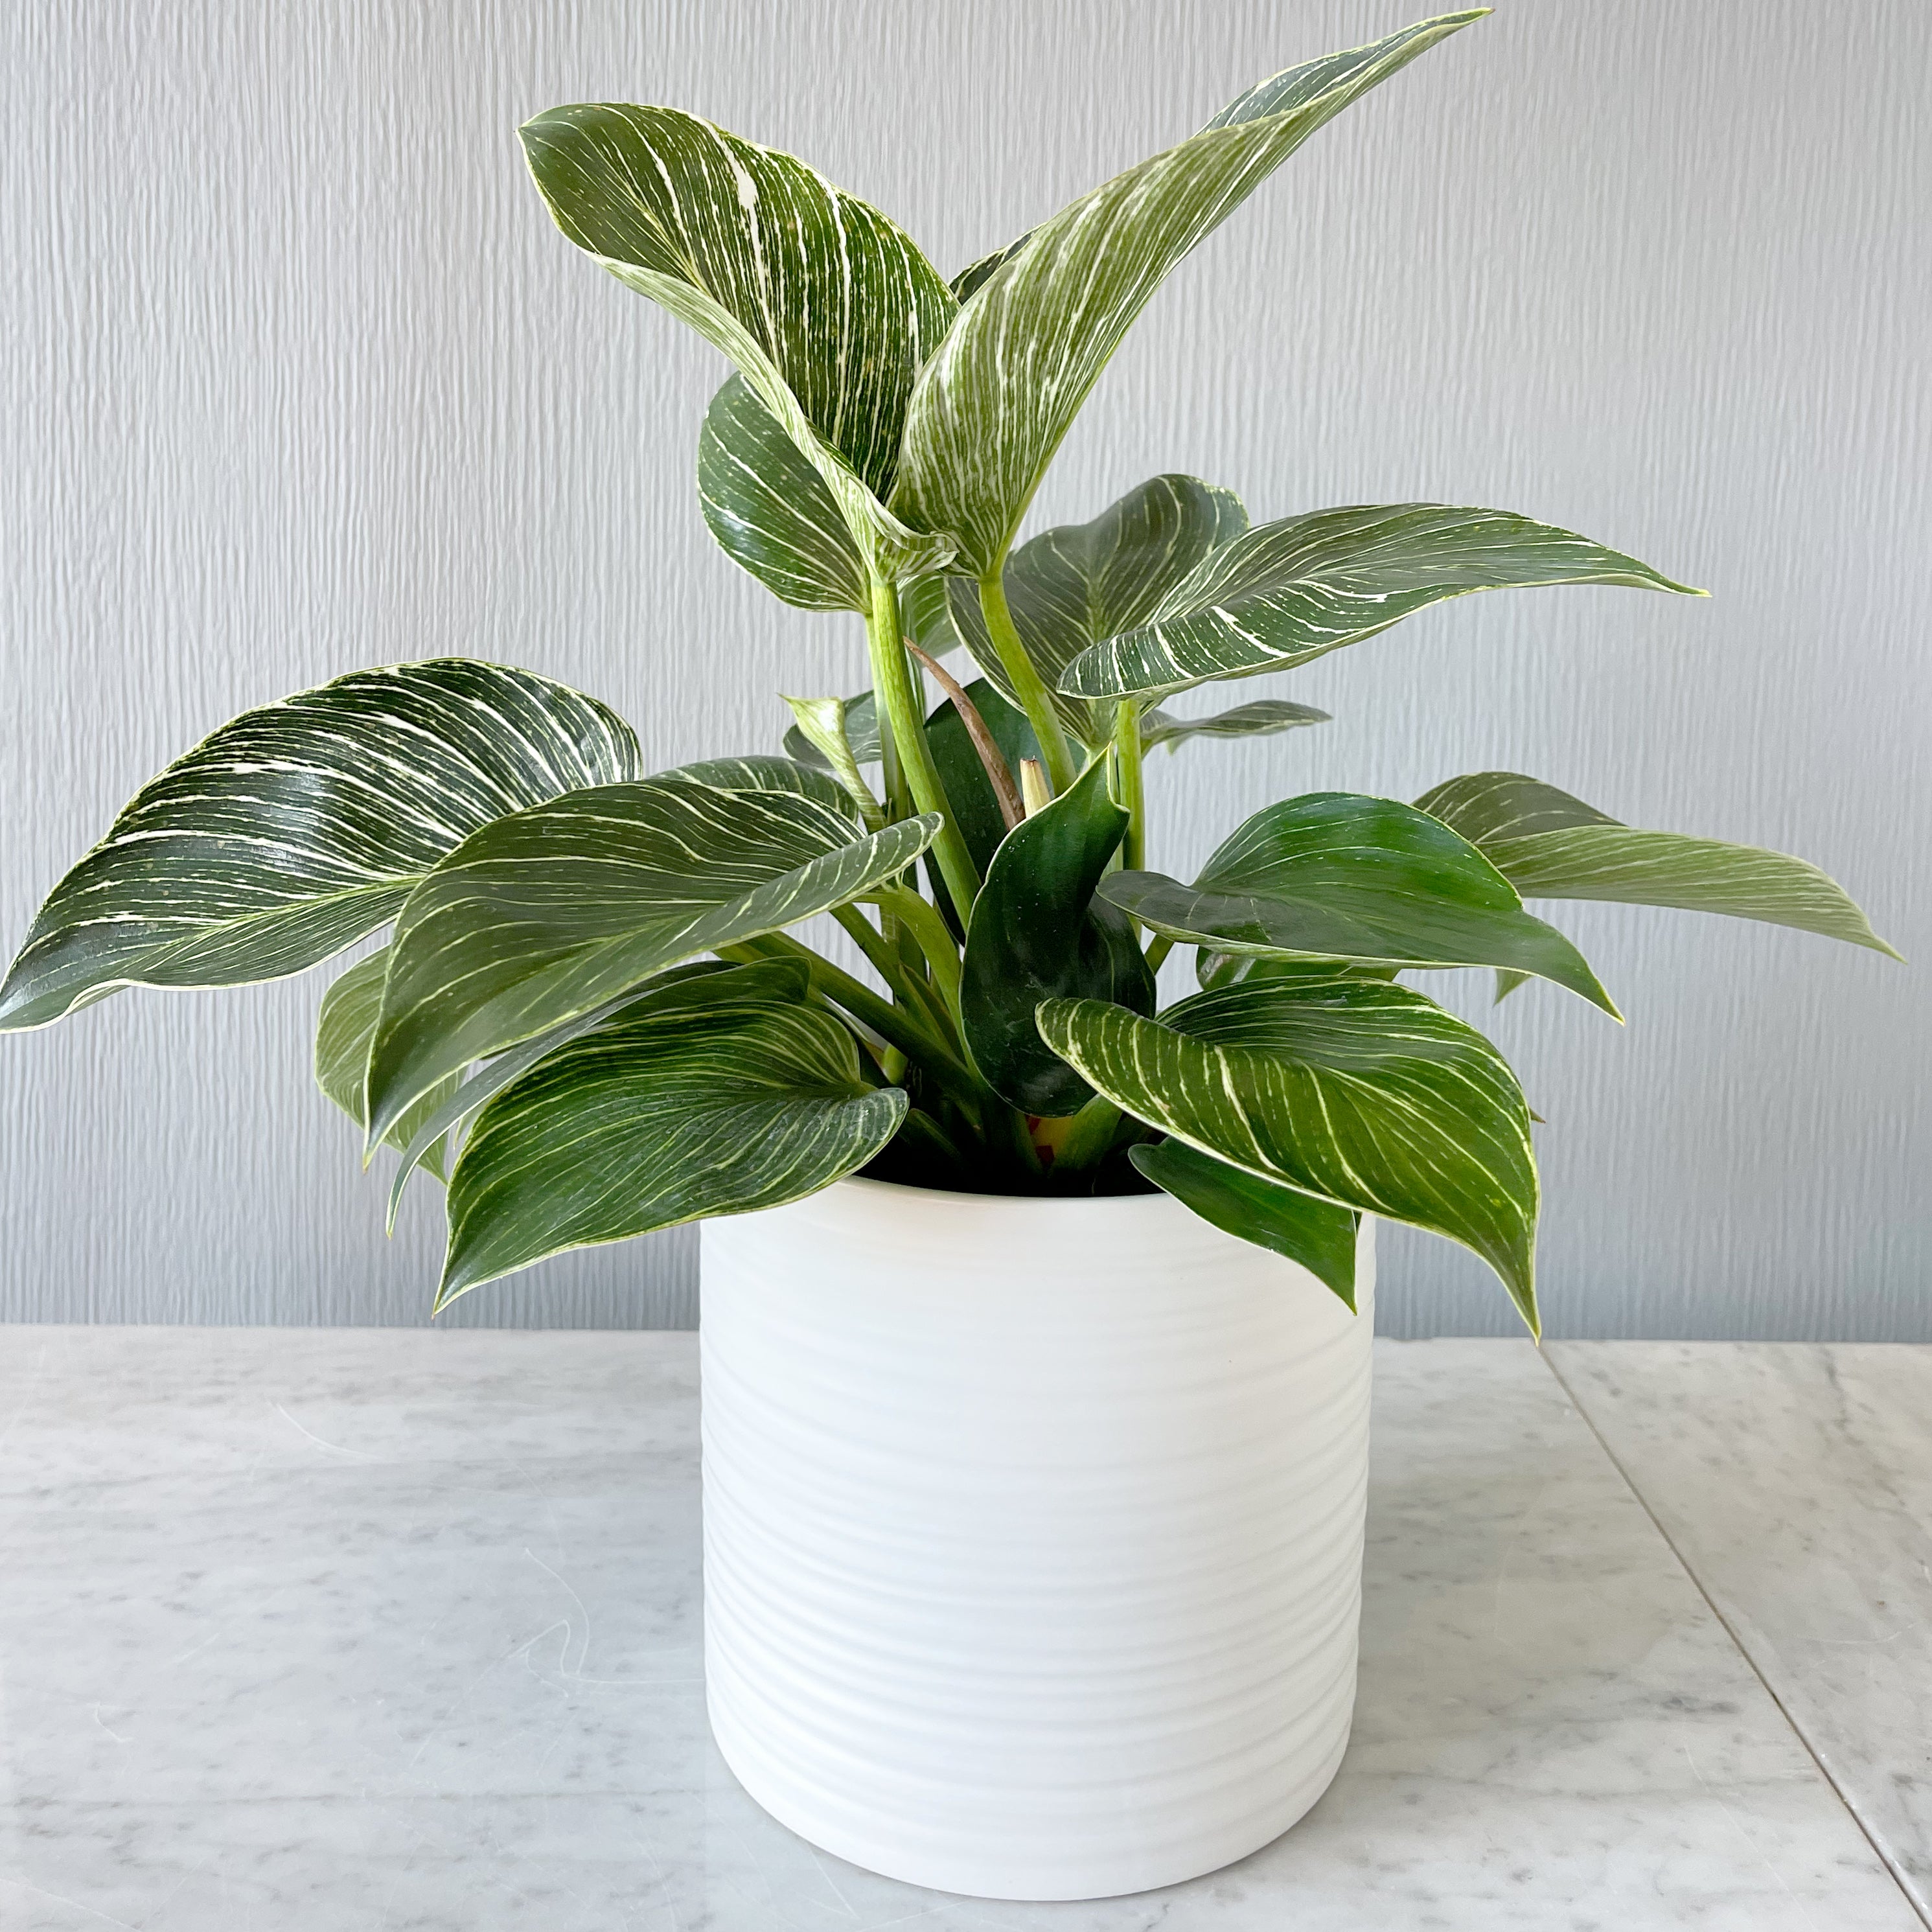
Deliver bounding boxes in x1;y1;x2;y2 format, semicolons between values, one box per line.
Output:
0;12;1897;1337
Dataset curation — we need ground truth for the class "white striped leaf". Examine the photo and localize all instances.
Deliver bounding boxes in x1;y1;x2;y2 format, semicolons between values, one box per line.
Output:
698;376;870;612
1038;973;1541;1330
438;957;904;1307
1141;698;1331;752
655;752;860;819
314;948;457;1182
522;104;958;577
778;696;883;825
891;14;1486;574
365;777;939;1146
943;474;1249;747
1415;772;1901;958
1100;792;1617;1012
1129;1138;1360;1307
0;660;640;1032
1061;504;1701;702
950;233;1033;303
783;691;880;771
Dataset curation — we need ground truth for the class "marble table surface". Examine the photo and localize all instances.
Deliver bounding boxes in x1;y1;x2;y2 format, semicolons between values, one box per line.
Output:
0;1328;1925;1931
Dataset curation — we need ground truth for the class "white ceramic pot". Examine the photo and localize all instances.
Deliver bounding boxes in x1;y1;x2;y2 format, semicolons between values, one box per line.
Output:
698;1177;1375;1902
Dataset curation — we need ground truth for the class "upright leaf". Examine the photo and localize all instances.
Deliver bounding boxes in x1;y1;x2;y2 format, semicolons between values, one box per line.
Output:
943;474;1249;746
1131;1138;1360;1307
0;660;639;1031
1039;974;1541;1330
1414;772;1902;958
522;104;958;575
366;778;938;1145
893;14;1486;573
1141;698;1331;752
1061;504;1701;701
1101;792;1618;1012
925;677;1041;886
698;376;869;612
314;949;457;1181
960;757;1155;1115
439;959;903;1306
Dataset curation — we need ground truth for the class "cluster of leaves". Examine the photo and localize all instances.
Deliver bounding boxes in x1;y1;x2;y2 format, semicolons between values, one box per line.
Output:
0;12;1896;1329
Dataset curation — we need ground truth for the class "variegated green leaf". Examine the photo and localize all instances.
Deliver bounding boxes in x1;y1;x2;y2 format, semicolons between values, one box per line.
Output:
0;660;639;1032
522;104;958;575
314;948;457;1182
1414;772;1901;958
892;14;1486;573
779;696;883;825
1130;1138;1359;1307
1141;698;1331;752
1061;504;1701;702
950;232;1033;303
782;692;881;770
943;474;1249;747
439;958;903;1306
1038;973;1541;1330
698;376;869;612
656;753;859;818
1101;792;1616;1012
365;777;939;1146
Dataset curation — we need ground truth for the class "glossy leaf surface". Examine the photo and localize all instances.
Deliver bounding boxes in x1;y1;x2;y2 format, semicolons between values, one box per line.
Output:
439;958;903;1305
314;948;457;1181
1061;503;1700;701
0;660;639;1031
961;757;1155;1115
925;677;1040;886
1039;973;1541;1329
1131;1138;1359;1307
893;15;1484;573
1415;772;1901;957
1101;792;1617;1012
367;776;938;1145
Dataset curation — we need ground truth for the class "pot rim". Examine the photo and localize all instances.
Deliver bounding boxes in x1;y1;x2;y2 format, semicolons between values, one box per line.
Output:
829;1173;1172;1213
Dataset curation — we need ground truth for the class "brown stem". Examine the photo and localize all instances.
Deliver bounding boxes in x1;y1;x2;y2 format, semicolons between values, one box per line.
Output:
906;641;1024;831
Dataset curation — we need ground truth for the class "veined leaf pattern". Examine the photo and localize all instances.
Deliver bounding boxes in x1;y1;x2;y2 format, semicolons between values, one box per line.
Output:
314;948;458;1181
1141;698;1331;752
0;660;639;1031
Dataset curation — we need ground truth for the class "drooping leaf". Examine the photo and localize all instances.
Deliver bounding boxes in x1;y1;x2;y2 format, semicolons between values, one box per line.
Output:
366;778;939;1147
960;757;1155;1114
314;949;458;1182
0;660;640;1032
1038;974;1541;1331
1100;792;1618;1013
1414;772;1902;958
438;958;903;1307
943;474;1250;748
892;14;1486;574
1061;503;1701;702
698;376;869;612
521;104;957;575
384;960;748;1228
1141;698;1331;752
779;696;883;825
1131;1138;1359;1307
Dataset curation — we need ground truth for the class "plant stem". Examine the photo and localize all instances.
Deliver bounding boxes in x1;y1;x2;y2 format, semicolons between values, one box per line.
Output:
977;566;1077;794
868;575;981;915
1112;700;1145;871
1143;932;1174;974
875;883;963;1021
907;641;1023;830
1053;1094;1124;1173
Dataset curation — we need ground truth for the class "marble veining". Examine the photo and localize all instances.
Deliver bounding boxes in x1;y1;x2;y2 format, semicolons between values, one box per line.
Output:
1552;1340;1932;1925
0;1326;1919;1929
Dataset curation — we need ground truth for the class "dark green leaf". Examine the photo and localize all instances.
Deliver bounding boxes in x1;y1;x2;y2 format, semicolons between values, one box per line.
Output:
0;660;639;1032
1416;772;1902;958
521;103;957;574
893;15;1486;573
314;948;457;1182
439;960;903;1306
943;474;1249;748
698;376;869;612
1101;792;1618;1013
1141;698;1331;752
1060;503;1701;701
366;778;939;1147
925;678;1039;885
960;757;1155;1115
1039;973;1541;1330
1131;1138;1359;1307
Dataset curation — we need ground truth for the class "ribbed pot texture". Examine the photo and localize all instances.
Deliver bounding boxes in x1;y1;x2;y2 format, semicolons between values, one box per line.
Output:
698;1177;1375;1902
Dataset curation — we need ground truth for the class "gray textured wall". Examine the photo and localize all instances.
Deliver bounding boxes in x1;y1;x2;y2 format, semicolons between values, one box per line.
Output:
3;1;1925;1337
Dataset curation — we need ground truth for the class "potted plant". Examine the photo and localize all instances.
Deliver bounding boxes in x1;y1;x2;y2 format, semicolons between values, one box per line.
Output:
2;7;1896;1903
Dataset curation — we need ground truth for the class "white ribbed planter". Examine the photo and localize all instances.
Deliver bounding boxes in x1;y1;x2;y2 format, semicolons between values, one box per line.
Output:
698;1177;1375;1902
